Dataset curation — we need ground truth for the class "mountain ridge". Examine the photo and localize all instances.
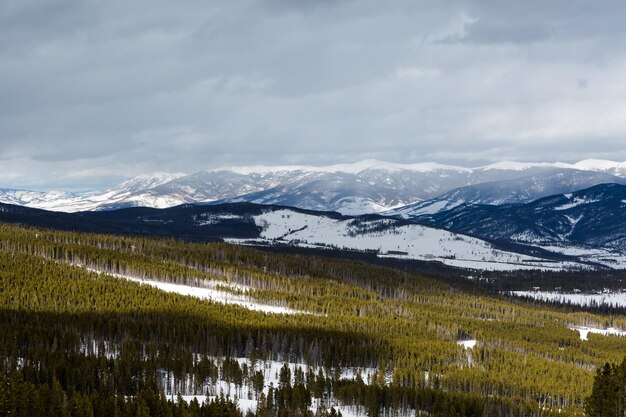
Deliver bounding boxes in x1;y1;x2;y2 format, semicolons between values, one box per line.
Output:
1;159;626;214
413;183;626;266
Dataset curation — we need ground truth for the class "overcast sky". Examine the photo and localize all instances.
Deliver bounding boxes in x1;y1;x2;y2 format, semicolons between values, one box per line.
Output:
2;0;626;190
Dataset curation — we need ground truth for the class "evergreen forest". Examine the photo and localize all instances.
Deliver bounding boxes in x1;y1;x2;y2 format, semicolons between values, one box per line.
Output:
1;223;625;417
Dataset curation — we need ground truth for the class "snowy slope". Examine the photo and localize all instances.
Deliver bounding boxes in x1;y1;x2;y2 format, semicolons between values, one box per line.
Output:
0;189;83;208
227;209;582;271
572;159;626;178
0;172;187;212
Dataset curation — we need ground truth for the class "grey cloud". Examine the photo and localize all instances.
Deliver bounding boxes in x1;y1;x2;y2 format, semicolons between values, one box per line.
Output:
429;0;626;47
1;0;626;189
455;19;556;44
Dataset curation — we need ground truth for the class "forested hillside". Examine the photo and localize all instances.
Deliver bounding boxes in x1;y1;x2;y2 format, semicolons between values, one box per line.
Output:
1;223;625;416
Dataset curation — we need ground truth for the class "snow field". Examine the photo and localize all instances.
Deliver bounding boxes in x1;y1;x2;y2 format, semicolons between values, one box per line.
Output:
234;209;583;271
553;196;601;211
509;291;626;308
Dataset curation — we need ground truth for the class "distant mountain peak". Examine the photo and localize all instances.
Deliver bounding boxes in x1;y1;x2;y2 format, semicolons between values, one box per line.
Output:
572;159;626;173
478;161;571;171
114;172;186;190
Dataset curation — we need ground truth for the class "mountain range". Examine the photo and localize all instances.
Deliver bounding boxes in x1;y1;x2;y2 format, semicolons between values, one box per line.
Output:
2;159;626;215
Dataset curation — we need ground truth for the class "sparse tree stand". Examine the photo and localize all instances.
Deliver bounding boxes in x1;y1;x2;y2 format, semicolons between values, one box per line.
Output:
585;357;626;417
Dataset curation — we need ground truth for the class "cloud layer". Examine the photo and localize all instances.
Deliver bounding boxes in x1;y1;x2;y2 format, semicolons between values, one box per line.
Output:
1;0;626;189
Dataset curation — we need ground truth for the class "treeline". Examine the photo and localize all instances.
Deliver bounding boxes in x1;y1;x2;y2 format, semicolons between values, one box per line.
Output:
481;268;626;293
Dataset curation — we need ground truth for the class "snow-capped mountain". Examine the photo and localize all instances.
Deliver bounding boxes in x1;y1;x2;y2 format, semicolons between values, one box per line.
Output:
387;168;626;218
0;189;80;208
569;159;626;178
0;173;186;212
2;159;626;214
415;183;626;255
216;169;465;215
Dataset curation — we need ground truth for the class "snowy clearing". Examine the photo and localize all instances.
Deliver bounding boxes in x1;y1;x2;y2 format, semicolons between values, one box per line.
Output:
570;326;626;341
509;291;626;308
228;209;584;271
81;265;309;315
457;340;477;349
537;245;626;269
124;277;305;315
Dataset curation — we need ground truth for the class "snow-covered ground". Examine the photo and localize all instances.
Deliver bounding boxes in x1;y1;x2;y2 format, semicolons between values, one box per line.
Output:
537;245;626;269
553;196;601;211
83;266;309;315
168;357;388;417
569;326;626;341
330;197;408;216
509;291;626;307
228;209;584;271
124;277;305;315
388;199;465;217
457;340;477;349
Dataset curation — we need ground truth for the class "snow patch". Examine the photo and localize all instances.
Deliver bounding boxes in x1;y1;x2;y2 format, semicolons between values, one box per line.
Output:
333;197;408;216
231;209;582;271
170;357;383;417
570;326;626;341
509;291;626;307
457;340;477;349
553;196;601;211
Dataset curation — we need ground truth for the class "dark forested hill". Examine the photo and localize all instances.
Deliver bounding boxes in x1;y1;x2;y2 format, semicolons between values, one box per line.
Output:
416;183;626;251
0;200;599;270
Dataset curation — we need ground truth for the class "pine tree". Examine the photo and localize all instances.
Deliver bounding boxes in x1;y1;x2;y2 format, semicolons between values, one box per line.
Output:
585;360;626;417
